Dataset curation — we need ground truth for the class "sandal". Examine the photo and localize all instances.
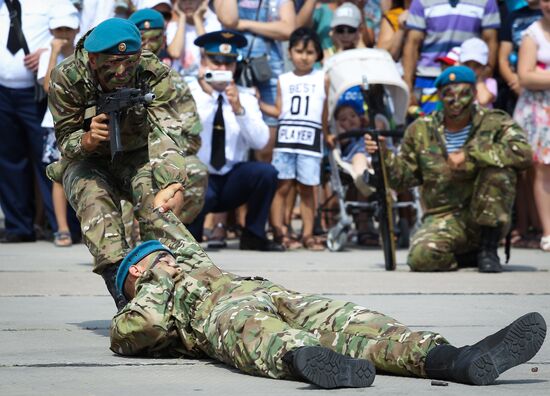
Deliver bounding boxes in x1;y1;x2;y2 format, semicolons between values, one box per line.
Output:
207;223;227;249
541;235;550;252
281;234;302;250
54;231;72;247
303;235;325;251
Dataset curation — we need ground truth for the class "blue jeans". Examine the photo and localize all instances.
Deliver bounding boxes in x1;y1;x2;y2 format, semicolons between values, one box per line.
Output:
0;84;57;238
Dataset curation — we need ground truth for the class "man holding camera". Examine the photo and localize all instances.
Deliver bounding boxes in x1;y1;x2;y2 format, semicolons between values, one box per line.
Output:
186;30;283;251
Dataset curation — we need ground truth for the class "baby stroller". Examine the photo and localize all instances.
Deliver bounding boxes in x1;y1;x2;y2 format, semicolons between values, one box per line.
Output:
322;49;422;261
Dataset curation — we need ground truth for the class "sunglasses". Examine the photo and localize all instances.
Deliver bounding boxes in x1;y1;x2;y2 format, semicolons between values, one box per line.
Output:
334;26;358;34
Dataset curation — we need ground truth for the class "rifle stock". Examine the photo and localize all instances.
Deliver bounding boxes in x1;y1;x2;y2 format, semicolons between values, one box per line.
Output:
370;133;397;270
360;78;397;271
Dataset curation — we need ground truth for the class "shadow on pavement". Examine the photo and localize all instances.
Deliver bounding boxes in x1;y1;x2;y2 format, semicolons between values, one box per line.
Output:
72;320;110;337
495;379;548;385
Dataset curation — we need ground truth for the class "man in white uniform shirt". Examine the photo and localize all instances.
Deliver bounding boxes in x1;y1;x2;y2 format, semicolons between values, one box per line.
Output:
0;0;75;242
187;30;284;251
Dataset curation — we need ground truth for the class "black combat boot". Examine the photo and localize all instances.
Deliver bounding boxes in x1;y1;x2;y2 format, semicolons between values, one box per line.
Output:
282;346;376;389
477;226;502;273
101;262;128;311
425;312;546;385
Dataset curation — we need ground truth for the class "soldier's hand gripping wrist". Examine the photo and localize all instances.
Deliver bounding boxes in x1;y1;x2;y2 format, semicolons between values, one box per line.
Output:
153;183;185;215
82;113;110;152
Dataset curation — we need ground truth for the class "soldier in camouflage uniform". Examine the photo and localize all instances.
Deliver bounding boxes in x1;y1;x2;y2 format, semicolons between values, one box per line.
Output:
47;17;206;307
109;232;546;388
128;8;208;227
366;66;533;273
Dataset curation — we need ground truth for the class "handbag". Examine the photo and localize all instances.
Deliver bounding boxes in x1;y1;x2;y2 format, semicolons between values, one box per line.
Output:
237;0;273;87
6;0;48;102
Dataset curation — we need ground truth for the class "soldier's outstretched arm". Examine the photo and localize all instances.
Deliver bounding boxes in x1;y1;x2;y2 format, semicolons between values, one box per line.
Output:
380;122;423;191
467;114;533;170
110;268;176;357
147;69;202;189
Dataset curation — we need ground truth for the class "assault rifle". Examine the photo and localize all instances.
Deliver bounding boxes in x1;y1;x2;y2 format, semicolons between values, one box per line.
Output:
96;88;155;160
360;77;400;270
336;124;403;270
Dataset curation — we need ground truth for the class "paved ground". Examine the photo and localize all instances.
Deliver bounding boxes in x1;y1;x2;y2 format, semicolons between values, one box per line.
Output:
0;240;548;395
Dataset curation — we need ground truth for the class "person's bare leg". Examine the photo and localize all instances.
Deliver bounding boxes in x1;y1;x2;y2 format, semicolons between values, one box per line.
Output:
533;164;550;236
299;183;322;250
284;181;298;234
533;164;550;251
351;153;368;177
270;179;294;238
53;182;69;233
52;182;72;246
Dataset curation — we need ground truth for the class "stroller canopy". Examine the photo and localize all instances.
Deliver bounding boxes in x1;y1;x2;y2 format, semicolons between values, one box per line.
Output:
324;48;410;125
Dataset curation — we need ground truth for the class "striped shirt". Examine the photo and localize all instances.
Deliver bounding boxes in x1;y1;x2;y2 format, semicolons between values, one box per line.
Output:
445;125;471;153
407;0;500;77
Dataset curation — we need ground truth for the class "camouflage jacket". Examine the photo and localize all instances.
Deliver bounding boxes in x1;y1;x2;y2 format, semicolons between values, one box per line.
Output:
384;106;532;217
109;230;238;358
48;39;202;188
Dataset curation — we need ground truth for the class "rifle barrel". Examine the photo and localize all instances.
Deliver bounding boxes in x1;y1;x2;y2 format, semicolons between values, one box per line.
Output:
336;128;404;141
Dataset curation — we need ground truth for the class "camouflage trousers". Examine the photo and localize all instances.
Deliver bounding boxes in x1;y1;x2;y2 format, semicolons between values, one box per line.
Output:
408;167;517;271
195;279;448;379
62;149;206;273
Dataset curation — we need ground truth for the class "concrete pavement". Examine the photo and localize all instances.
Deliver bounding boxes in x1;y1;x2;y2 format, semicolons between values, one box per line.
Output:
0;240;548;395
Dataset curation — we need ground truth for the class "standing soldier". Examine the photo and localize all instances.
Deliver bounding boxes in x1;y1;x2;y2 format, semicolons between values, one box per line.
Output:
48;17;205;308
365;66;533;273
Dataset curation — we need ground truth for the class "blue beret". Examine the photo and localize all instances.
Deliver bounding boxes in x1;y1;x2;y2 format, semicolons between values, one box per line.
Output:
129;9;165;31
115;240;172;297
435;65;476;88
194;30;247;61
84;18;142;54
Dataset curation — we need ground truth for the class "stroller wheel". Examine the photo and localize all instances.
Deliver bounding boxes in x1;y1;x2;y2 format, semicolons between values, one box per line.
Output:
327;227;348;252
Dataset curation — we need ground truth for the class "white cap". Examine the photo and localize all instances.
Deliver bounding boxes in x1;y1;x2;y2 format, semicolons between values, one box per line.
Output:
331;3;362;28
139;0;172;9
49;3;80;30
459;38;488;66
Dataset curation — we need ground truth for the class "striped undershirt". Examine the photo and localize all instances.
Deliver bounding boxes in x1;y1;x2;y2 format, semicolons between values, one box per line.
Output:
445;125;471;153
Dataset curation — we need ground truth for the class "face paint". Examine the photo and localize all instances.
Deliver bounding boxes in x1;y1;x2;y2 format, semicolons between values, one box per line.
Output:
439;83;475;121
94;52;141;91
141;29;164;56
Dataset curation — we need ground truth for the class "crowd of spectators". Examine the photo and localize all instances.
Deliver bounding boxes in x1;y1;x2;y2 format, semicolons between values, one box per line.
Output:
1;0;549;252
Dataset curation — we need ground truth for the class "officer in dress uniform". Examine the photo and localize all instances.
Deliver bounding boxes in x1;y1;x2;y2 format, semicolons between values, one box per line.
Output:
186;30;284;251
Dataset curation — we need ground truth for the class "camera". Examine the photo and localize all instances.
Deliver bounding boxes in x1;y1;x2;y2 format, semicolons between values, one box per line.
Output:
204;70;233;83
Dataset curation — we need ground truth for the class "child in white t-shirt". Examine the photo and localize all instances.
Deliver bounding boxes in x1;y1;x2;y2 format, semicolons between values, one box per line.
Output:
37;5;80;247
261;27;328;251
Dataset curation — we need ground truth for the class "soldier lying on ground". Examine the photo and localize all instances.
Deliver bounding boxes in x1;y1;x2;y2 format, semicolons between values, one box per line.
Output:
47;17;207;309
110;238;546;389
365;66;533;273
